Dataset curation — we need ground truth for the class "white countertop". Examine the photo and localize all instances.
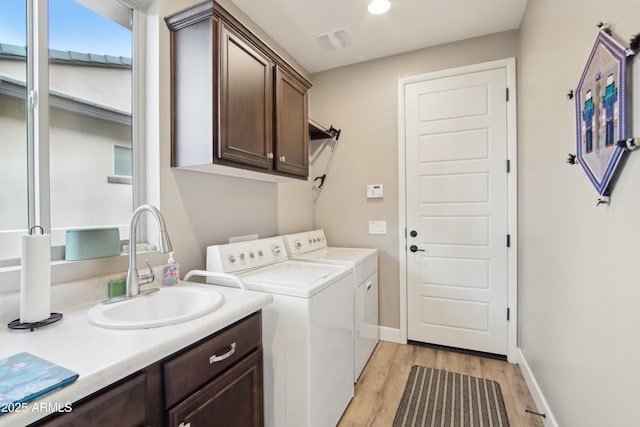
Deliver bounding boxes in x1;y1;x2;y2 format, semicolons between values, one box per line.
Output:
0;282;272;426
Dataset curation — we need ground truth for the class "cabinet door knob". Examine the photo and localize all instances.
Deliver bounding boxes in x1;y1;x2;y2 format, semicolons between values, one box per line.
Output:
267;152;273;159
280;156;286;162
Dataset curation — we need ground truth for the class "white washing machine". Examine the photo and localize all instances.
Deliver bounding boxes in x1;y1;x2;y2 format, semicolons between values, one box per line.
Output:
281;229;379;382
205;236;354;427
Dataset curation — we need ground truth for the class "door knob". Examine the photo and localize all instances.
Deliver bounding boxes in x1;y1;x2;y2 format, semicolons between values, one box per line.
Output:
410;230;418;237
409;245;425;253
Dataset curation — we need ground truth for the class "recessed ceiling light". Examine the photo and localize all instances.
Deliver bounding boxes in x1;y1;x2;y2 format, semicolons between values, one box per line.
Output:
368;0;390;15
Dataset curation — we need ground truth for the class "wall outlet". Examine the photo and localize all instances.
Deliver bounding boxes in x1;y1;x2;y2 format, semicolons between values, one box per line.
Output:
369;221;387;234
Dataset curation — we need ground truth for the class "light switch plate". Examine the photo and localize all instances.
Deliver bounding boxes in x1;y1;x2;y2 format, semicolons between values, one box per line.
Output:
369;221;387;234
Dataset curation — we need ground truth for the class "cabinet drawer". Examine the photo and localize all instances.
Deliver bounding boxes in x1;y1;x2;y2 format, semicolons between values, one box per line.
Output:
163;311;261;408
167;349;263;427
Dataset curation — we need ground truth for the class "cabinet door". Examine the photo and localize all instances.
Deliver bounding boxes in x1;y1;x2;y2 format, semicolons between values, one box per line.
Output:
168;349;263;427
275;67;309;177
34;373;148;427
219;24;273;170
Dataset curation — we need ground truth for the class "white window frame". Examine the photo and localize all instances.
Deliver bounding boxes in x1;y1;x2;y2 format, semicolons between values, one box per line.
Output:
0;0;156;288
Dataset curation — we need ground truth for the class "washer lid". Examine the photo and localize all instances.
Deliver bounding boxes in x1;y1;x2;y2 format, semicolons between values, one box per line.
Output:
238;260;351;298
293;247;377;264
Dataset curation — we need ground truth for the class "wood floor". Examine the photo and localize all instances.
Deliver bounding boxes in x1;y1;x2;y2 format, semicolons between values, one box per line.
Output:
338;341;545;427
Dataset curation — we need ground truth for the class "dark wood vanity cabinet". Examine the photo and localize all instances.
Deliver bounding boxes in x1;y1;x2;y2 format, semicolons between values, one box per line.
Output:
166;1;311;179
34;373;152;427
162;310;263;427
167;349;263;427
31;312;263;427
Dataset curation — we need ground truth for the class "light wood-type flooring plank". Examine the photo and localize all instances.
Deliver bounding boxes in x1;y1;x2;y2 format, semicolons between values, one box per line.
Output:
338;342;545;427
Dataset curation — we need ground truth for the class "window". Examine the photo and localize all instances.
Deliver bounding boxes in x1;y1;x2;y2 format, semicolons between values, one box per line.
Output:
0;0;141;263
0;2;28;254
114;145;133;177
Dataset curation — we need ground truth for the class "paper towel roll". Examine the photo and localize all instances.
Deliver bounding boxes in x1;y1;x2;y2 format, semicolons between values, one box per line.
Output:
20;233;51;323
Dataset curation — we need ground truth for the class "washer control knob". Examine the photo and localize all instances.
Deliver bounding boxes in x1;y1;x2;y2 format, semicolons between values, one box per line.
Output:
308;239;312;244
272;245;282;256
295;240;302;249
258;250;264;257
239;252;245;260
228;255;236;263
249;252;255;259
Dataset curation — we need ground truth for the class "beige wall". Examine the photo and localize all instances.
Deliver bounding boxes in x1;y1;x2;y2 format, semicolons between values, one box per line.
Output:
309;31;519;329
518;0;640;425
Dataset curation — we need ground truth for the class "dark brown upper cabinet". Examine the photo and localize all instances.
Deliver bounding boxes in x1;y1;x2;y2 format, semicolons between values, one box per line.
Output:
165;1;311;181
275;66;309;177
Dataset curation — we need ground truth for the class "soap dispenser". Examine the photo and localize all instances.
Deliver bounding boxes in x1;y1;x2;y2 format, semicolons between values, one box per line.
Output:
162;252;180;286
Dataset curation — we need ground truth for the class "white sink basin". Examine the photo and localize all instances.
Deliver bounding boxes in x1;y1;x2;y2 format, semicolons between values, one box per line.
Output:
87;286;224;329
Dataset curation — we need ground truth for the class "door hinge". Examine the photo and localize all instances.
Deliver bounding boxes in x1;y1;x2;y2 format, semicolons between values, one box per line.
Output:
506;87;510;102
506;159;511;173
507;307;510;321
506;234;511;247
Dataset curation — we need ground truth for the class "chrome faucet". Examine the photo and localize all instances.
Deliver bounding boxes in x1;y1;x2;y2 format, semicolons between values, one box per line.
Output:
126;204;173;298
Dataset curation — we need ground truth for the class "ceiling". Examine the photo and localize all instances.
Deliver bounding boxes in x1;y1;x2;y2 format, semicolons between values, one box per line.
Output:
228;0;529;74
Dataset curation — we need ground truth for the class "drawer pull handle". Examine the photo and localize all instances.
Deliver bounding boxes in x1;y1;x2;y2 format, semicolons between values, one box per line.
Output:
365;280;373;291
209;342;236;364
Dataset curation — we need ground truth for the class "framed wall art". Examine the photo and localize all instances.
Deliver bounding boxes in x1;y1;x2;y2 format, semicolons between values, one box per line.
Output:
574;29;630;196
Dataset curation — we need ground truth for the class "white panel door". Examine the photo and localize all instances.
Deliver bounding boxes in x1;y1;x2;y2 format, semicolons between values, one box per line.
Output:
405;67;509;355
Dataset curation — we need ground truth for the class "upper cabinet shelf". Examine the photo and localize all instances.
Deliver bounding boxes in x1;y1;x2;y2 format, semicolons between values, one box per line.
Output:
165;1;312;182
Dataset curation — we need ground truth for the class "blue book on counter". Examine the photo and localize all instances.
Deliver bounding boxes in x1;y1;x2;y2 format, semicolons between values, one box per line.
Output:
0;352;78;415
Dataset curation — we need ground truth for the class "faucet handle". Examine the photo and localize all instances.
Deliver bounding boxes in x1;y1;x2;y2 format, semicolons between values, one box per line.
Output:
138;260;155;286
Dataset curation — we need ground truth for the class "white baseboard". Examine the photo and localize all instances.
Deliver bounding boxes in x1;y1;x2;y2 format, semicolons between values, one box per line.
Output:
379;326;403;343
515;348;558;427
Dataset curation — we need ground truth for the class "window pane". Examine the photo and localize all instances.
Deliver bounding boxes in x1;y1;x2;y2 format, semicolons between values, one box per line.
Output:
48;0;133;240
0;2;28;236
114;145;132;176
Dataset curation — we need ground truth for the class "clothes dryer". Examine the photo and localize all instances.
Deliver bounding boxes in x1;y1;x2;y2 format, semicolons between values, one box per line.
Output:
282;229;378;381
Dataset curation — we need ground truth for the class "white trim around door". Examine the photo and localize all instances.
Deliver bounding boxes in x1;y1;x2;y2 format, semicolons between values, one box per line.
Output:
397;58;519;362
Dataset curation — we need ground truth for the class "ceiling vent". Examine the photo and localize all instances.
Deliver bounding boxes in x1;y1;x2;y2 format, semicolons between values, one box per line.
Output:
316;28;353;50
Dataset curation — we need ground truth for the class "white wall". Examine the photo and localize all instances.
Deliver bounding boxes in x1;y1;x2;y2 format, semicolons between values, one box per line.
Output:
518;0;640;425
0;95;28;230
49;108;132;231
